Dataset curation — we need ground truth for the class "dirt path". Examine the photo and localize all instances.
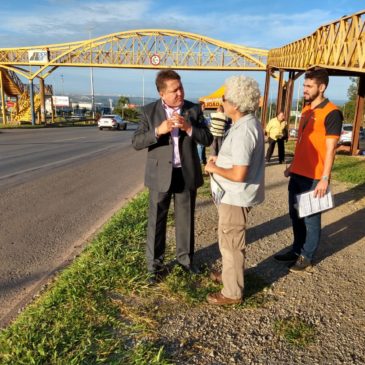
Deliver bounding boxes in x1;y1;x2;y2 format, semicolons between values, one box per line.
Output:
158;155;365;364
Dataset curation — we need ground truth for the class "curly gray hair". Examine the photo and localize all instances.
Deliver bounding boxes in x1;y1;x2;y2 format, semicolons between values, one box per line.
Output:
224;75;261;113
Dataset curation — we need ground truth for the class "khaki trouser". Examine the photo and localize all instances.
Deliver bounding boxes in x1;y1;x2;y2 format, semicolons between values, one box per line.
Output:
218;203;250;300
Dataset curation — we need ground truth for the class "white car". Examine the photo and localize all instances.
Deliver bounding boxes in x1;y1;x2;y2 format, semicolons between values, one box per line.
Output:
289;128;298;138
98;115;127;130
338;123;364;145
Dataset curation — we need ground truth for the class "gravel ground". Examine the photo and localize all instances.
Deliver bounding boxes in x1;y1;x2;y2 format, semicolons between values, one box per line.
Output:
153;154;365;364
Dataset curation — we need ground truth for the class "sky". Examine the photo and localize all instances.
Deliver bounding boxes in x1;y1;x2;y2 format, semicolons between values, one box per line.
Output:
0;0;364;103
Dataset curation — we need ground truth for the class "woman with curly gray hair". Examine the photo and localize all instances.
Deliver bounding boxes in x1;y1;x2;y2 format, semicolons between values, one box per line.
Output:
205;75;265;305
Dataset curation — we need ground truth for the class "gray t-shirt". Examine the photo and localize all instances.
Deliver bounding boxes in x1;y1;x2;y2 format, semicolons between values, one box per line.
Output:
214;113;265;207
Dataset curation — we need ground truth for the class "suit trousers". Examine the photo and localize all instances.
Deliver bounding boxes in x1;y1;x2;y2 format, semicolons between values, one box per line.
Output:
146;168;196;272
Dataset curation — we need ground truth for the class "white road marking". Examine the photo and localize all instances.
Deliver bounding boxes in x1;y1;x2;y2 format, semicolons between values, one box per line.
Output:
53;137;87;142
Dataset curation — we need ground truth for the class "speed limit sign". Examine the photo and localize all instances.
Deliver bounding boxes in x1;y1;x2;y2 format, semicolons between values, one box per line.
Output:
150;54;160;65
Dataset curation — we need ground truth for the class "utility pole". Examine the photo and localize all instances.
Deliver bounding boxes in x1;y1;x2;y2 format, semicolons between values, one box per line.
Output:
60;74;64;95
88;28;95;119
295;80;301;130
142;70;145;106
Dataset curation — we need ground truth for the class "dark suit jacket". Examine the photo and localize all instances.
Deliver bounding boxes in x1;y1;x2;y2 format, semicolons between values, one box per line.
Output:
132;99;213;192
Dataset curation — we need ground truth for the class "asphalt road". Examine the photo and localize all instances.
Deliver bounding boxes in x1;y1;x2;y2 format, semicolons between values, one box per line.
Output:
0;125;146;327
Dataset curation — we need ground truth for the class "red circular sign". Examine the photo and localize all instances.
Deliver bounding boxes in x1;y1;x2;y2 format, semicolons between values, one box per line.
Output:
150;54;160;65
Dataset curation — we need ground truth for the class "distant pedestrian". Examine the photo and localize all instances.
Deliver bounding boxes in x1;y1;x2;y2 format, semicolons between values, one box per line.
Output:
210;105;229;156
197;102;207;164
265;111;287;163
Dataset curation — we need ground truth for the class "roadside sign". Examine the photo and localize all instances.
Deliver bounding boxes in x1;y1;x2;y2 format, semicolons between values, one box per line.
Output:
52;96;70;107
28;50;49;63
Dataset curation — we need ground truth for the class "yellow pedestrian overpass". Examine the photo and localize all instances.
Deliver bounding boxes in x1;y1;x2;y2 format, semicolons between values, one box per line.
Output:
0;29;267;125
0;10;364;153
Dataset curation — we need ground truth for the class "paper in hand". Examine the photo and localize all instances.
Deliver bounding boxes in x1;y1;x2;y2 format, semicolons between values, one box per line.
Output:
296;189;334;218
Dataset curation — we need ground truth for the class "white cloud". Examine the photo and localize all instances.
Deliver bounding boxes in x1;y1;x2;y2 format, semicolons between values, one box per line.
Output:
0;0;152;41
0;1;336;49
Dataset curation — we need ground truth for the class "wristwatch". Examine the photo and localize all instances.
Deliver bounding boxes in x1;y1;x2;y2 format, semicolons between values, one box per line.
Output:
321;175;329;181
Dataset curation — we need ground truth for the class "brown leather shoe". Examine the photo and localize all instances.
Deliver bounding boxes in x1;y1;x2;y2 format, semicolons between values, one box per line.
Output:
206;291;242;305
209;270;223;284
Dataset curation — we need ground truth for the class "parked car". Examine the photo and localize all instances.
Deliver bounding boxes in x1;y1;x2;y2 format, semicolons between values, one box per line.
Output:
338;123;364;145
289;128;298;138
97;115;127;130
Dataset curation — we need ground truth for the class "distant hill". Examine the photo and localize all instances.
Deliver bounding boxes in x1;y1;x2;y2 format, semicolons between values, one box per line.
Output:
291;98;346;107
68;94;157;107
64;94;348;109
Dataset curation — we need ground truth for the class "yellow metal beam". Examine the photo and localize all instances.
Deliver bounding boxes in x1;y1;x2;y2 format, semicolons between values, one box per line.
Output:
0;29;268;80
268;9;365;73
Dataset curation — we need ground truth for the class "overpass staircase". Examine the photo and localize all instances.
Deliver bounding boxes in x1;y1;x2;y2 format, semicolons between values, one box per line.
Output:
1;69;53;123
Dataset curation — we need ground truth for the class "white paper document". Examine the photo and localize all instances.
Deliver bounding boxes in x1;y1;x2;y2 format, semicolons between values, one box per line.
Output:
296;190;334;218
210;174;225;206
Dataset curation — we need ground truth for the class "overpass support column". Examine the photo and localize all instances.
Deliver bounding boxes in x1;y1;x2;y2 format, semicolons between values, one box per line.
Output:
0;70;7;125
261;67;271;129
283;71;295;123
29;79;35;126
350;75;365;156
39;78;46;125
276;69;285;113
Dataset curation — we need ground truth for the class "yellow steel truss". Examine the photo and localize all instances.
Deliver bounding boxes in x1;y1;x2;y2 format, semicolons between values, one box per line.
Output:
268;9;365;72
0;29;268;80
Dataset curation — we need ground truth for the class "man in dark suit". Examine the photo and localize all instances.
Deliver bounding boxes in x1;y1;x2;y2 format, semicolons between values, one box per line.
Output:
132;70;213;283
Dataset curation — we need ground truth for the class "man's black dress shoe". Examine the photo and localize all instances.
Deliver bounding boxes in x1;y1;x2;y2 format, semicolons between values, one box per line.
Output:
147;273;160;285
147;268;166;285
177;263;202;275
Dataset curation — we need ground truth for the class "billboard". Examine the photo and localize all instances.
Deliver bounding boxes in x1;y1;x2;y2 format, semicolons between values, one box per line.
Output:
52;96;70;107
28;50;49;63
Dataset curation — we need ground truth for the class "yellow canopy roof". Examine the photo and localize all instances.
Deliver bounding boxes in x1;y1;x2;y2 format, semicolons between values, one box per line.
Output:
199;84;263;109
199;86;225;109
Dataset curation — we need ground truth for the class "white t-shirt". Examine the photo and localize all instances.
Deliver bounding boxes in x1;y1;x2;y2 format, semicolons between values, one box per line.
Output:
214;113;265;207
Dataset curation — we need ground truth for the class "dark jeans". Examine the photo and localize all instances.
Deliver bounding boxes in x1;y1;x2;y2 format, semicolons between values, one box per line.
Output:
288;174;321;261
210;136;224;156
266;137;285;162
197;144;206;164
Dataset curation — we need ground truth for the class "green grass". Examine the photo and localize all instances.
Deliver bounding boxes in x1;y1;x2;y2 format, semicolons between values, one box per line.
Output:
0;118;96;129
274;317;316;348
0;191;172;365
162;265;272;308
0;123;45;129
332;155;365;185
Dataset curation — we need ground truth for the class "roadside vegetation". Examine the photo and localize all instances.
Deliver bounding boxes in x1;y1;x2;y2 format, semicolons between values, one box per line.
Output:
1;151;364;364
0;191;172;364
0;118;97;129
274;317;316;348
